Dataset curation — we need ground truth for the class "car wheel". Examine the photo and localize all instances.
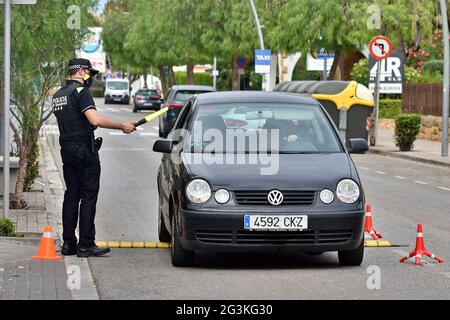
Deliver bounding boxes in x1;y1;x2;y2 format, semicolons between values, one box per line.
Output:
158;202;171;243
338;238;364;266
171;211;194;267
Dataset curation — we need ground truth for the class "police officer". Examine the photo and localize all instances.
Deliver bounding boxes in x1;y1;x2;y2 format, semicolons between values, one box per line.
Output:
52;58;136;257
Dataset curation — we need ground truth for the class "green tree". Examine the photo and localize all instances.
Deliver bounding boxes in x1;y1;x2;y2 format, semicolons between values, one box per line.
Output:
270;0;436;80
197;0;259;90
0;0;97;208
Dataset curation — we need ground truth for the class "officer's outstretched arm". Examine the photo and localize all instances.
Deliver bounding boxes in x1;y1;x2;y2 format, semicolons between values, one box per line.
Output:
84;109;136;134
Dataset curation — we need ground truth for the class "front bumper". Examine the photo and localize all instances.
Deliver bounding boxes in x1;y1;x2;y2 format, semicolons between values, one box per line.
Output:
179;209;364;253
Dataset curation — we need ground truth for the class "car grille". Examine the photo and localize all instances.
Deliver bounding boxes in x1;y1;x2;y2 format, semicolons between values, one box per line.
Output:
234;190;316;206
195;229;353;245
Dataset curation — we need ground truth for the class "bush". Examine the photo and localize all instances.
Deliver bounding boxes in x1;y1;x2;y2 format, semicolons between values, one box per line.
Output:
350;59;369;86
423;60;444;75
415;71;443;84
0;217;15;237
379;99;402;119
91;87;104;98
174;72;213;86
395;114;422;151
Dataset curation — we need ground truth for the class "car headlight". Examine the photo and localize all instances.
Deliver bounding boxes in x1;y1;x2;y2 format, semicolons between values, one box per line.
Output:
320;189;334;204
186;179;211;204
336;179;360;204
214;189;230;204
123;92;129;96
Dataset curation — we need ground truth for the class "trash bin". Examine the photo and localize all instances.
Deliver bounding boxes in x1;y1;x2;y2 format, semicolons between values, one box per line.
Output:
273;80;375;146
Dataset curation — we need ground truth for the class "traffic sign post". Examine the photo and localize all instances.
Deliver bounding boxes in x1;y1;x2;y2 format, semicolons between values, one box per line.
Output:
369;36;393;147
2;0;37;218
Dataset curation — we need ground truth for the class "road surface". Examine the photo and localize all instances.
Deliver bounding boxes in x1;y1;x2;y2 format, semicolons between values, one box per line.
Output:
50;99;450;300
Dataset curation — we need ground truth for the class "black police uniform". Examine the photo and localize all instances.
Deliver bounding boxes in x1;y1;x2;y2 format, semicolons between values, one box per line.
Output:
52;80;100;248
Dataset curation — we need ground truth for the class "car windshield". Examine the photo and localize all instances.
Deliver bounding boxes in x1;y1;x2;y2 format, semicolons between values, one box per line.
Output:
137;90;158;97
174;90;211;103
107;81;128;90
186;103;342;154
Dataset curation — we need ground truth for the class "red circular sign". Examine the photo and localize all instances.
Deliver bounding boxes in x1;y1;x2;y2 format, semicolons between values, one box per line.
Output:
369;36;393;61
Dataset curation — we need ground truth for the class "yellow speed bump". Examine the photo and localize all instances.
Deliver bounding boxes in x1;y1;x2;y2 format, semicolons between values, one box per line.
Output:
95;241;170;249
365;240;392;247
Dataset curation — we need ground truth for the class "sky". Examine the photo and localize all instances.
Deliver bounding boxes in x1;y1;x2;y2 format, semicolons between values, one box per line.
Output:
95;0;107;14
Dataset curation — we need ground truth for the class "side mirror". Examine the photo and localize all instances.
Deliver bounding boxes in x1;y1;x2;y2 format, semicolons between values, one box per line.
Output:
348;138;369;154
153;139;174;153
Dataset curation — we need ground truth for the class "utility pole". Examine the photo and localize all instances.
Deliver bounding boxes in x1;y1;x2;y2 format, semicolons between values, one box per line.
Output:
248;0;268;91
213;57;218;89
440;0;449;157
3;0;11;218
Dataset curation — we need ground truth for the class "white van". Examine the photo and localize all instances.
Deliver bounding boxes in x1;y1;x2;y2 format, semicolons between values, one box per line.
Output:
104;78;130;104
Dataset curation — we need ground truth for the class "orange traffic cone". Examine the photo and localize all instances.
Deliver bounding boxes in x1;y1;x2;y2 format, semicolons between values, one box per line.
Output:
364;204;382;240
32;225;63;261
400;224;444;265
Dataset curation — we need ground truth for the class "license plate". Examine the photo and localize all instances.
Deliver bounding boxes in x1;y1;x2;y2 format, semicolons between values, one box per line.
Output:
114;98;121;101
244;215;308;231
144;103;153;106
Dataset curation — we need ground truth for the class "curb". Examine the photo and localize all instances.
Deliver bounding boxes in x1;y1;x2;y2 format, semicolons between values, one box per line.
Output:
369;149;450;169
39;136;100;300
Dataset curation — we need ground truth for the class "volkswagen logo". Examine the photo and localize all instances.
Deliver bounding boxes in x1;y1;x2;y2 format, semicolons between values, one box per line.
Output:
268;190;284;206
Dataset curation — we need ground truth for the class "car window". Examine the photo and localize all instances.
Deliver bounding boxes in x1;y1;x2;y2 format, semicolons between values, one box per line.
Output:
106;81;128;90
187;103;342;154
136;90;158;97
173;101;192;131
174;90;212;103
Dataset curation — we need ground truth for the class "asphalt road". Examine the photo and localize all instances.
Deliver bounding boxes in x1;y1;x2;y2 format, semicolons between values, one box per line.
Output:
79;99;450;300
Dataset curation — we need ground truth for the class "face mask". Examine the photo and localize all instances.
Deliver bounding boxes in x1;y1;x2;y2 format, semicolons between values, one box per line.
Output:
83;73;93;88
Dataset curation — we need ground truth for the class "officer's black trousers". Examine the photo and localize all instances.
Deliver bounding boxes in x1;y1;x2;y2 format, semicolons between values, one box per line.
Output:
60;141;101;248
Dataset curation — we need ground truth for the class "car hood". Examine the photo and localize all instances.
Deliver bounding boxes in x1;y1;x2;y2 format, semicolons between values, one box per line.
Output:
182;153;354;190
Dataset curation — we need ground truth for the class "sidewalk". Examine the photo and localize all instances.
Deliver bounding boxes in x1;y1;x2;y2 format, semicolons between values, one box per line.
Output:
370;129;450;168
0;136;100;300
0;182;69;300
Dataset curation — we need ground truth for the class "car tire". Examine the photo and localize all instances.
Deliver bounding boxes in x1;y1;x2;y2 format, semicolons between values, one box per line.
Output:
158;203;171;243
338;238;364;266
171;211;194;267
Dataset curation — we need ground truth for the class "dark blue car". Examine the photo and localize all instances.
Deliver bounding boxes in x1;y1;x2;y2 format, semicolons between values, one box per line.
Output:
159;85;216;137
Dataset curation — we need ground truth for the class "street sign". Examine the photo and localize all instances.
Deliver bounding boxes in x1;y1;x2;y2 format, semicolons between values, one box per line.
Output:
255;49;272;74
307;53;334;71
368;36;393;147
369;36;393;61
316;47;335;60
0;0;36;3
369;50;404;94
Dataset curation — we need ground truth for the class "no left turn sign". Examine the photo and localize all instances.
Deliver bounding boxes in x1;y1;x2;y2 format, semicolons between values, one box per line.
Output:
369;36;393;60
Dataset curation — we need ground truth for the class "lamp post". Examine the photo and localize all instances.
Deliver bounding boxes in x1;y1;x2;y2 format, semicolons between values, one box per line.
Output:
248;0;268;91
440;0;449;157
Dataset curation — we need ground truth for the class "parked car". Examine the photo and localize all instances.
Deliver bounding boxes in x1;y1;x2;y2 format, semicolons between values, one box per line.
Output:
153;91;369;267
159;85;216;138
133;89;162;112
104;79;130;104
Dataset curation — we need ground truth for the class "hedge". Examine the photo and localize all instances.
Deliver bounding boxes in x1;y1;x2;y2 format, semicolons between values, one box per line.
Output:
379;99;402;119
423;60;444;75
174;72;213;86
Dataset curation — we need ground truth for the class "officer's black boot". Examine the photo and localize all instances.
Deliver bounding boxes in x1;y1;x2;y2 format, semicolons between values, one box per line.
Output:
61;243;77;256
77;245;111;258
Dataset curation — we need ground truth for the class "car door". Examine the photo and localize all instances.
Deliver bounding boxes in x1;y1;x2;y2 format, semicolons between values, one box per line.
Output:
160;100;194;226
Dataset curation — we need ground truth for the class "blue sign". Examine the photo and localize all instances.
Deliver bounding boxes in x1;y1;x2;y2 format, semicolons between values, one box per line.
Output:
316;47;335;59
255;49;272;74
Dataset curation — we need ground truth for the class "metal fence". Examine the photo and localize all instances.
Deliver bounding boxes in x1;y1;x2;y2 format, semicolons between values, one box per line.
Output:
402;83;446;116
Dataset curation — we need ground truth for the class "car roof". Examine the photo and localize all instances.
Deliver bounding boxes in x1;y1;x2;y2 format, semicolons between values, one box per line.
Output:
195;91;319;105
171;85;216;92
